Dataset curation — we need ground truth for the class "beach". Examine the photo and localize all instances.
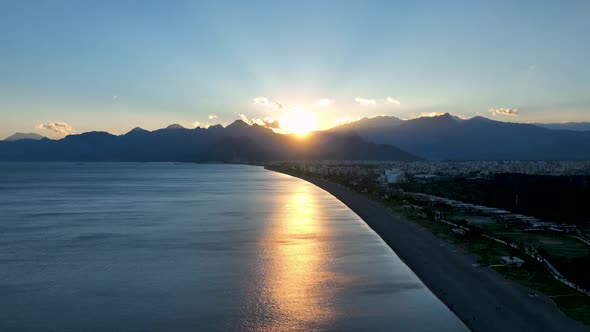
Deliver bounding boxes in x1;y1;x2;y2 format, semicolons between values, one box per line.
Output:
268;167;589;332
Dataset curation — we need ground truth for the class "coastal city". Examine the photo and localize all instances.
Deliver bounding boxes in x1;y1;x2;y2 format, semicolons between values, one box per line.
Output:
267;160;590;325
266;160;590;180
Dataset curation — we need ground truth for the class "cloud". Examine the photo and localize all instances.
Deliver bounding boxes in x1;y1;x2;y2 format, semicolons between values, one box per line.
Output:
313;99;334;107
208;114;218;119
239;114;279;129
489;108;519;116
453;114;470;120
261;117;280;128
386;97;401;106
355;97;377;106
253;96;284;111
35;121;75;135
193;121;211;129
239;113;250;123
419;112;446;118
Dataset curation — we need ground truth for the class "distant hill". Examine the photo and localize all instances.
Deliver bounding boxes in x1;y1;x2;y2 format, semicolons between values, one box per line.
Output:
330;113;590;160
533;122;590;131
0;120;419;162
4;133;45;141
332;116;404;133
165;123;185;129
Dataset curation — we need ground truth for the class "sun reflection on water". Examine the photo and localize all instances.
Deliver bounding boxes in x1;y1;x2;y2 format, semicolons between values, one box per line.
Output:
242;181;336;331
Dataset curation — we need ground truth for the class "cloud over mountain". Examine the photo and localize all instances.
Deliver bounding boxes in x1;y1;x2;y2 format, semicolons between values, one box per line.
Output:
239;114;279;129
490;108;519;116
35;121;75;135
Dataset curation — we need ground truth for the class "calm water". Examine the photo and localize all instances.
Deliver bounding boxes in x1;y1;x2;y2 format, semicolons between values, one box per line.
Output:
0;163;466;331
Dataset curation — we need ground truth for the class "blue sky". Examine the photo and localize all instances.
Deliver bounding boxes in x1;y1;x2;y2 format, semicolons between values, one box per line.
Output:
2;0;589;138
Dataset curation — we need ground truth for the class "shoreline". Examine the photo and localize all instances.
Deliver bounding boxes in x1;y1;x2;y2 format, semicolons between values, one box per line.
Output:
267;167;588;332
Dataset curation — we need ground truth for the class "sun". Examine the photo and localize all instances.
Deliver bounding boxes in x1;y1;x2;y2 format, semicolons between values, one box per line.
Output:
279;109;317;136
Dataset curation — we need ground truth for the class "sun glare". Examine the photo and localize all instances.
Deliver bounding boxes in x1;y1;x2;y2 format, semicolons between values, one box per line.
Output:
279;109;317;136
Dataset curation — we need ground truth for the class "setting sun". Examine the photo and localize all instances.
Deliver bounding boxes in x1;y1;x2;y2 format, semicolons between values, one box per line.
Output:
279;109;317;136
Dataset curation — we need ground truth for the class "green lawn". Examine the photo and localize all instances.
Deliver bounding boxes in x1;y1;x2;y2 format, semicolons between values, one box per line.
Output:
475;223;590;260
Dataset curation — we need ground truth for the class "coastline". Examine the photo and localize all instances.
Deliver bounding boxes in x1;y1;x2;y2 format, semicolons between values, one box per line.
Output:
267;167;588;332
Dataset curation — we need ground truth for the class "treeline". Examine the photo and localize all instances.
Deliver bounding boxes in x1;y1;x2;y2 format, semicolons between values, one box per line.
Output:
401;174;590;225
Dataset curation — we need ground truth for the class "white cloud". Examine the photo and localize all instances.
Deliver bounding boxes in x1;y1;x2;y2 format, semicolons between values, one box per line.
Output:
253;96;284;111
419;112;446;118
260;116;279;128
35;121;75;135
355;97;377;106
313;99;334;107
489;108;519;116
386;97;401;106
208;114;218;119
239;114;279;129
239;113;250;123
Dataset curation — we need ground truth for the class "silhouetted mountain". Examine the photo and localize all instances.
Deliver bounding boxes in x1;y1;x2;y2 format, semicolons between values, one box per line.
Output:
332;116;404;133
126;127;149;134
0;121;419;162
533;122;590;131
4;132;45;141
166;123;185;129
331;113;590;160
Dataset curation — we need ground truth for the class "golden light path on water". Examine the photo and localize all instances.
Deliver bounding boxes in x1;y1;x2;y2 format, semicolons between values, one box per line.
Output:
238;173;466;331
265;183;335;330
242;180;337;331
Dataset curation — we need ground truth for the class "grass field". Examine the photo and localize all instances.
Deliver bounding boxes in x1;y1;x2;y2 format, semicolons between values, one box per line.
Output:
476;223;590;260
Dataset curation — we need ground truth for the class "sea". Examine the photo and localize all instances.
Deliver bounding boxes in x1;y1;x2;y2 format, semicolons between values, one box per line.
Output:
0;163;466;331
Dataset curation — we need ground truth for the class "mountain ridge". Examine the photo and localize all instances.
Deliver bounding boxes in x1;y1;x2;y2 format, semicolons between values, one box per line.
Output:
0;120;419;162
330;114;590;160
3;132;45;141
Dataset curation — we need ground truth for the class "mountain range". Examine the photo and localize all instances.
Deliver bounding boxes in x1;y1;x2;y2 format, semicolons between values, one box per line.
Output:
331;113;590;160
4;114;590;162
0;120;418;162
533;122;590;131
3;132;45;141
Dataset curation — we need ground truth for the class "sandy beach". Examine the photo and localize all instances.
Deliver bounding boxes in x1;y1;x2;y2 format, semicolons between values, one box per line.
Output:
269;168;589;332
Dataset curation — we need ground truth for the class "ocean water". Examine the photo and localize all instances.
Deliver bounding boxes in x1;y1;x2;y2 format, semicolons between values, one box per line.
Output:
0;163;466;331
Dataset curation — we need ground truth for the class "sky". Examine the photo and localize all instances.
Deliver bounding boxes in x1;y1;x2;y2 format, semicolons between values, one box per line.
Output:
2;0;590;138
